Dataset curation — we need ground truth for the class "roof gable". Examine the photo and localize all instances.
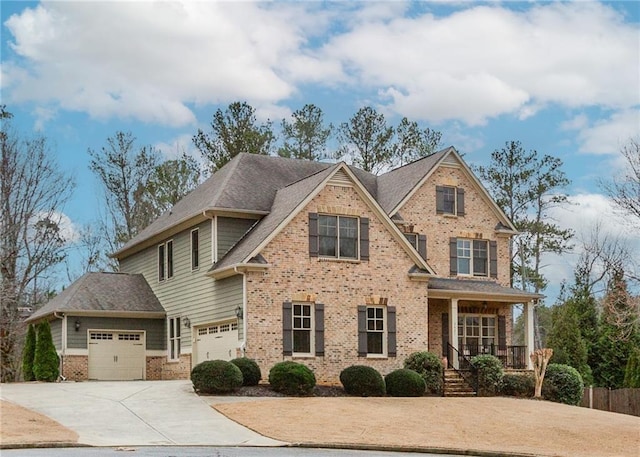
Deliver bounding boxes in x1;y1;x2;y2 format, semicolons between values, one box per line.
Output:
211;162;436;277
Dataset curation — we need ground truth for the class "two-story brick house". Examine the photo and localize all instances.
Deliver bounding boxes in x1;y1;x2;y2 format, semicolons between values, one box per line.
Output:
28;147;540;383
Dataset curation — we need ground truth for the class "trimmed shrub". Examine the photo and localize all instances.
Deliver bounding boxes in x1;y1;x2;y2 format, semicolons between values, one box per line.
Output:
339;365;385;397
542;363;584;405
470;354;503;397
269;361;316;396
404;351;443;395
230;358;262;386
500;373;535;397
623;347;640;388
33;321;59;382
385;368;426;397
22;324;37;381
191;360;243;393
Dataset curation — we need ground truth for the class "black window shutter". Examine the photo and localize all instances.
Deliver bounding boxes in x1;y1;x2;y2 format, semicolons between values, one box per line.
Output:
490;241;498;278
456;188;465;216
357;306;367;357
498;315;506;350
418;234;427;260
441;313;449;357
449;237;458;276
282;302;293;356
359;217;369;260
308;213;318;257
436;186;444;214
315;303;324;356
387;306;397;357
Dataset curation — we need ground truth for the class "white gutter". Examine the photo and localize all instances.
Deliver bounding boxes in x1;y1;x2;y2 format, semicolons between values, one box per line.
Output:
234;266;248;356
53;312;65;380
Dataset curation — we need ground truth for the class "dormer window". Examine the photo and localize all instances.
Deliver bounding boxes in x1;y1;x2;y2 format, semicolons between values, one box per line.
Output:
436;185;465;216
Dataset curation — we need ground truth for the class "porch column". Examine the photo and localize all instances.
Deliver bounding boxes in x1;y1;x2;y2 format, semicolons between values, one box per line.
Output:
524;300;535;369
449;298;459;369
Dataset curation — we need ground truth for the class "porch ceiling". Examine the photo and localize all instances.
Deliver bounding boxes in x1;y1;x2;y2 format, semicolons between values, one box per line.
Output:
428;277;543;303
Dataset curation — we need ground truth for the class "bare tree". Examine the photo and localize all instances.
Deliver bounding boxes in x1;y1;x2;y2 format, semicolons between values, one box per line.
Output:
0;106;74;381
603;137;640;223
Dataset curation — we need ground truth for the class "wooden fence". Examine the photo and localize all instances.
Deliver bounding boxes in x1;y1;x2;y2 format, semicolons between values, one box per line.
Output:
580;387;640;417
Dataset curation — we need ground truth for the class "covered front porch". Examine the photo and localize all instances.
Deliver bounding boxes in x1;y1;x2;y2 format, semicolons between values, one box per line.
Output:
427;278;542;371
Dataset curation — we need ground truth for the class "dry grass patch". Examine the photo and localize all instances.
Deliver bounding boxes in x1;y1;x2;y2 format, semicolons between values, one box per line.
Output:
0;400;78;448
213;396;639;457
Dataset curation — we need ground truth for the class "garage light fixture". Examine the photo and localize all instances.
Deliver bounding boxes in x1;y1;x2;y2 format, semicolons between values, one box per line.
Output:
183;317;191;328
235;306;243;320
75;320;81;332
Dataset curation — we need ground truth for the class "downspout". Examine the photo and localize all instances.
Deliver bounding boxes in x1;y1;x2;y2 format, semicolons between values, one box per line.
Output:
234;266;247;357
53;312;65;380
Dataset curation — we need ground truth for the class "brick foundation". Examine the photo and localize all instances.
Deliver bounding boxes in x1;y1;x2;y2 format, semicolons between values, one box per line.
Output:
61;355;88;381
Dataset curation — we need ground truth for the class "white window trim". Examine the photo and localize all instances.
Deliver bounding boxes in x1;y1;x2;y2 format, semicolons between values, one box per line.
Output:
211;216;218;263
318;214;360;260
168;317;181;361
366;305;387;358
158;244;166;282
166;239;174;279
191;228;199;271
457;314;497;353
457;238;488;277
292;302;315;357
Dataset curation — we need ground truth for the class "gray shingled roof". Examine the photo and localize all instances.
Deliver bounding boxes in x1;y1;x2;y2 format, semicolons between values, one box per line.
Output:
28;272;165;321
212;164;339;272
115;154;331;256
377;148;452;213
428;277;543;299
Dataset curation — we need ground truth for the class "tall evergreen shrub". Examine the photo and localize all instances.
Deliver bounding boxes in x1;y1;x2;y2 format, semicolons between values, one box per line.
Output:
33;321;59;382
22;324;37;381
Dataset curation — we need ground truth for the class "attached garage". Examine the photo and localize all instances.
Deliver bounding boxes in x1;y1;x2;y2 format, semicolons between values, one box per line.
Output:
88;331;146;380
195;320;239;364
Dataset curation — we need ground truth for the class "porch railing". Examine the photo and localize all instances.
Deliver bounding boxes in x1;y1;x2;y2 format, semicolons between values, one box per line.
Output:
455;344;527;369
446;343;478;393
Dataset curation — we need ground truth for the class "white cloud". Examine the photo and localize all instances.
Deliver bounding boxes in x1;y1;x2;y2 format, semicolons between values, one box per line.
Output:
576;109;640;155
3;2;638;127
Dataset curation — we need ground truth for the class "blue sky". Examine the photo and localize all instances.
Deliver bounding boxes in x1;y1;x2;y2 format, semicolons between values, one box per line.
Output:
2;1;639;300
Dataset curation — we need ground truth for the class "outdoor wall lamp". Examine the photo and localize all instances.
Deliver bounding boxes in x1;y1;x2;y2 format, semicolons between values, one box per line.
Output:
183;317;191;328
75;320;81;332
235;306;243;320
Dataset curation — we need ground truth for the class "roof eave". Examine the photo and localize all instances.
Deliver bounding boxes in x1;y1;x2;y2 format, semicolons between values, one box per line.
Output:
27;309;166;322
428;288;544;302
208;262;272;279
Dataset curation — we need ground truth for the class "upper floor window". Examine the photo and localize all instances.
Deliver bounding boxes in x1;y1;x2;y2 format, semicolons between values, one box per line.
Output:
282;301;324;357
450;237;497;278
403;232;427;260
191;229;199;270
309;213;369;261
158;240;174;281
436;185;465;216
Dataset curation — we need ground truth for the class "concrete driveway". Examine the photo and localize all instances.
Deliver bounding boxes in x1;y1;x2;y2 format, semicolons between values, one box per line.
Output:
0;380;283;447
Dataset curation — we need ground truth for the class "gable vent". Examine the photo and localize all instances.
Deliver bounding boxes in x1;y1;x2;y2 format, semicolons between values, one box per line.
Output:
329;169;352;187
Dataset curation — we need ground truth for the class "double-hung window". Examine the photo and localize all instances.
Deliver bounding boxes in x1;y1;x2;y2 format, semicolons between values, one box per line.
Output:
158;240;174;281
191;229;199;270
458;315;496;355
168;317;181;360
366;306;385;355
358;305;396;358
318;215;358;259
293;303;313;355
457;239;488;276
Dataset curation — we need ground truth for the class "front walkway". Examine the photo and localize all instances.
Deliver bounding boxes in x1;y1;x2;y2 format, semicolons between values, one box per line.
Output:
0;380;283;447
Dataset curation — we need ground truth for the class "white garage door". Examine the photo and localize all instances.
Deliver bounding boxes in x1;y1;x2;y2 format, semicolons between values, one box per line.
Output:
88;331;145;380
195;321;238;364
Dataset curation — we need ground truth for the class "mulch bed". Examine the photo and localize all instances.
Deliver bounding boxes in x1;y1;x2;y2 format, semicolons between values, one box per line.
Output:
201;384;349;397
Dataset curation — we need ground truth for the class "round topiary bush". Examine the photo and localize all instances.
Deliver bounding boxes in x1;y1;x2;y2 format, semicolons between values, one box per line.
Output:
542;363;584;405
404;351;444;395
268;361;316;396
191;360;243;394
384;368;426;397
230;357;262;386
470;354;504;397
500;373;535;397
339;365;385;397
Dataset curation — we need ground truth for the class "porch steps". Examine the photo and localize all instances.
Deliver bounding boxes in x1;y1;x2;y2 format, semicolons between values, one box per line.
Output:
443;369;476;397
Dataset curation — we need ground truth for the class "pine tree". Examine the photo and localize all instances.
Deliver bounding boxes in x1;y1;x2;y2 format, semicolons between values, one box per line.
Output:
21;323;36;381
624;348;640;388
33;321;59;382
547;304;593;385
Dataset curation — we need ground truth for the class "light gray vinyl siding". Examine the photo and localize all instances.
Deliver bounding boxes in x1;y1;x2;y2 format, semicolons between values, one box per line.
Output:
118;219;245;350
67;316;165;350
217;217;256;260
50;319;62;351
